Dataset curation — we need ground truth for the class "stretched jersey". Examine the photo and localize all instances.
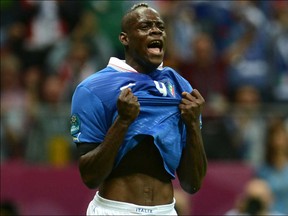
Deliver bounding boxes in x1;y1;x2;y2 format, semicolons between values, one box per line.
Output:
70;57;195;178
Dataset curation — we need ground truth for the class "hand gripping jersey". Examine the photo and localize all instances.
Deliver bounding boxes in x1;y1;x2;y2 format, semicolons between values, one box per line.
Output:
70;57;197;178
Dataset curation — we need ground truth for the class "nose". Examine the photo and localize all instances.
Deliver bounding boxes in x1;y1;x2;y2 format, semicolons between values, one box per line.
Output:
150;24;163;35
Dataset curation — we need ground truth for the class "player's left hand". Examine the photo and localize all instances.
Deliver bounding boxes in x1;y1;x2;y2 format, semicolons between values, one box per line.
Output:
179;89;205;125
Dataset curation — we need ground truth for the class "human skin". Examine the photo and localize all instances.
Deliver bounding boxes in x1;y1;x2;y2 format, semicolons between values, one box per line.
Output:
76;6;207;206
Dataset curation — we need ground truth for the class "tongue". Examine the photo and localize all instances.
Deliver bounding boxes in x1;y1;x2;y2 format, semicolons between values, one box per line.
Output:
148;47;160;54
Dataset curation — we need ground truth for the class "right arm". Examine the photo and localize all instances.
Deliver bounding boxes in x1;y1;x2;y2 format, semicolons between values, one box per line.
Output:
77;88;140;189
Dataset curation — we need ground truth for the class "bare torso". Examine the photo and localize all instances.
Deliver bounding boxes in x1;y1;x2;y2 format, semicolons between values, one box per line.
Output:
98;136;174;206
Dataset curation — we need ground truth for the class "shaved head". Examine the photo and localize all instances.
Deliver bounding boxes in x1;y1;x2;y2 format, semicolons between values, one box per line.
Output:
121;3;151;32
118;2;166;73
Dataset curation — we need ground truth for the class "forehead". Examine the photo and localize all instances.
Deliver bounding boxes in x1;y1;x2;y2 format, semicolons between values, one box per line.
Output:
132;7;163;23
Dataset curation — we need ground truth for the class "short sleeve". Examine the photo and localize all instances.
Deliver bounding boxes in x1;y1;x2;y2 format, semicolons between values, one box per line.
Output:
70;86;108;144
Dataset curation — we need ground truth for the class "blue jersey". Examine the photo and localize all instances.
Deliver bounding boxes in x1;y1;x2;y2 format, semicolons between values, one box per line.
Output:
70;57;194;178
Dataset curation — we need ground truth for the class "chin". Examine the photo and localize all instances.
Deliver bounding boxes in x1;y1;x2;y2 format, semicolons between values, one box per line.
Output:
149;55;164;67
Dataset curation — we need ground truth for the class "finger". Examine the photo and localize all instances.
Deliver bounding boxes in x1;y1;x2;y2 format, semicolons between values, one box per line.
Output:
119;88;131;97
132;95;138;102
120;88;136;101
181;92;197;102
180;98;195;105
191;89;204;101
181;92;189;97
179;103;188;110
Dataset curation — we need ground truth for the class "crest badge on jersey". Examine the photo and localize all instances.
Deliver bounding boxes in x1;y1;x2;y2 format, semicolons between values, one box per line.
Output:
166;81;175;97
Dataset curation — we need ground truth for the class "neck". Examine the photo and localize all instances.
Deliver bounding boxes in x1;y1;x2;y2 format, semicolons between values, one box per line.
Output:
125;56;159;74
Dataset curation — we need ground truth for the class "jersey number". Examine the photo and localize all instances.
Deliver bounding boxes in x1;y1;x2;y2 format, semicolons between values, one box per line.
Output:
154;81;167;96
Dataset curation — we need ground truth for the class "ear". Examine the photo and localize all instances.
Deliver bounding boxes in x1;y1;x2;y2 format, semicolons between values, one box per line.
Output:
119;32;129;46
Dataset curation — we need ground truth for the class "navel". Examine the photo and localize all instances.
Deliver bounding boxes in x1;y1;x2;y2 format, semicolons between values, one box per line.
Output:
143;186;154;205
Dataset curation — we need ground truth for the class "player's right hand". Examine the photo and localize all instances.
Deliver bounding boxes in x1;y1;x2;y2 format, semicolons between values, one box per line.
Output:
117;88;140;125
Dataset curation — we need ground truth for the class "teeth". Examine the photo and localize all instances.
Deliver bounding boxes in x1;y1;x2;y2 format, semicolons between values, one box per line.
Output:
150;41;161;47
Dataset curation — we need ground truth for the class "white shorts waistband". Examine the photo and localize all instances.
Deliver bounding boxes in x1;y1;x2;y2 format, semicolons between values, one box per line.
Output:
94;191;176;215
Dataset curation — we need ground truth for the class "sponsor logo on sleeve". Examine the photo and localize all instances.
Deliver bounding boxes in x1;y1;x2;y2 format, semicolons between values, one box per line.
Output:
70;114;81;136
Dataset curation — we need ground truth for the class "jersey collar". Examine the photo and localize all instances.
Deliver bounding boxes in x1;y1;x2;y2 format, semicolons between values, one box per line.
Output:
108;57;163;73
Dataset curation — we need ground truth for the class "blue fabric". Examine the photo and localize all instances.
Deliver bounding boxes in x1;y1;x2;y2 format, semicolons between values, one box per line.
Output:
71;66;193;178
257;164;288;214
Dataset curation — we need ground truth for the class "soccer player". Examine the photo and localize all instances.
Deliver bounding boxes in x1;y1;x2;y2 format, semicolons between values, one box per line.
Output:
70;3;207;215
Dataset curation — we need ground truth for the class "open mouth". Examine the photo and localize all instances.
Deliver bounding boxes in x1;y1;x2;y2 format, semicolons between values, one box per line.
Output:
147;40;163;54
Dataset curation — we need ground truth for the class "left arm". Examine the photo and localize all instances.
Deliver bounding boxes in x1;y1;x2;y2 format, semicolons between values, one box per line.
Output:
177;89;207;194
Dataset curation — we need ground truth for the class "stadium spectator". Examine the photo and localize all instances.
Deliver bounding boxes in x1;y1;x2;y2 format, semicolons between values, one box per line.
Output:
256;118;288;214
225;178;282;215
0;200;20;216
223;0;272;101
47;10;114;102
266;1;288;103
25;74;74;166
1;53;29;161
178;32;228;103
226;85;267;166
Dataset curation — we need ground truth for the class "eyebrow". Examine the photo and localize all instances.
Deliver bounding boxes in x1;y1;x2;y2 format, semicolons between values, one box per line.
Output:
137;17;164;25
138;20;164;25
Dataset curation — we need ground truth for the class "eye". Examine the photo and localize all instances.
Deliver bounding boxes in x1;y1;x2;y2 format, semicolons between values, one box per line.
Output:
157;24;165;31
139;23;150;30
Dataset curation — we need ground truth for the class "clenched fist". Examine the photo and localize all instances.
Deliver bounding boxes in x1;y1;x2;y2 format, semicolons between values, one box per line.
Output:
179;89;205;125
117;88;140;125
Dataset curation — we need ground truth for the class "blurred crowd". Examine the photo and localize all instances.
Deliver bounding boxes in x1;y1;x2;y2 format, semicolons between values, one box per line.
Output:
1;0;288;213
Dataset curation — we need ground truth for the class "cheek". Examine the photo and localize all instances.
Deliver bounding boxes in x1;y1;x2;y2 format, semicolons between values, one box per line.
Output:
130;41;147;55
